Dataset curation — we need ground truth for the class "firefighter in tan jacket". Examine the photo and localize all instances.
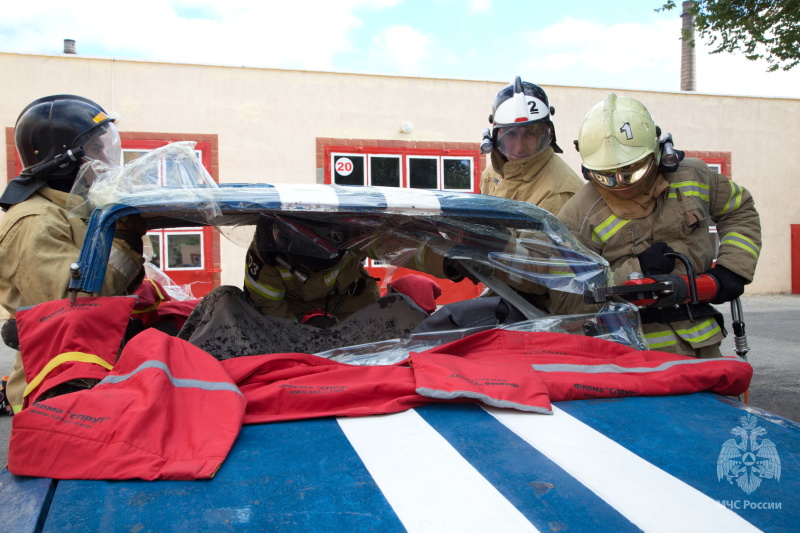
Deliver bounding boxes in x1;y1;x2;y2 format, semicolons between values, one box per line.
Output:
480;77;583;215
554;94;761;358
244;216;381;323
0;95;145;412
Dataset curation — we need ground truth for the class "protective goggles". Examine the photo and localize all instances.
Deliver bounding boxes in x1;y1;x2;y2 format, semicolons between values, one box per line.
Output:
587;155;656;189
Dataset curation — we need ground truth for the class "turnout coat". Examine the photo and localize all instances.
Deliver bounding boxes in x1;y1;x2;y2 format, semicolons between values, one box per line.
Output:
555;159;761;357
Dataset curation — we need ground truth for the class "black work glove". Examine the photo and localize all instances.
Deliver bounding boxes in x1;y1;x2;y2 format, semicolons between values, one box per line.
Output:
636;242;676;276
1;318;19;351
706;265;747;304
649;274;689;308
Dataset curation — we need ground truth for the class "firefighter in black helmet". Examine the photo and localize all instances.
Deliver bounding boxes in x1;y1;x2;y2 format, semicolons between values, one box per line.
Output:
479;77;583;216
1;95;122;206
0;95;146;413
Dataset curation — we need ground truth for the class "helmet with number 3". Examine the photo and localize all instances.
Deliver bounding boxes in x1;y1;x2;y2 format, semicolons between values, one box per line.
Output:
576;93;661;190
487;76;563;161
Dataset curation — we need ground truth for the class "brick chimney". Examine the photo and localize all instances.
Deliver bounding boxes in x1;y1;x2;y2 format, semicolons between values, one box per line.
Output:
680;1;696;91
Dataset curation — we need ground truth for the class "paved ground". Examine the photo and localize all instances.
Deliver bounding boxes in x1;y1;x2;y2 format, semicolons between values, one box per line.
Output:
718;294;800;422
0;293;797;468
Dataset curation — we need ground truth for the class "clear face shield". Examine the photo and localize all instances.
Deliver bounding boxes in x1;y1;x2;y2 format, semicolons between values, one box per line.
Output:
77;122;122;167
495;121;551;161
586;154;657;190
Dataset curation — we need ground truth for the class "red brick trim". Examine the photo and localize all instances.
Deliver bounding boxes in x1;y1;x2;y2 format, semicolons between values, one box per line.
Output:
683;150;732;179
6;127;17;182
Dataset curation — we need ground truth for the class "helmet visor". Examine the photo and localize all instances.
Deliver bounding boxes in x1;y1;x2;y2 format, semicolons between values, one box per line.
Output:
496;122;550;160
587;155;656;190
77;123;122;166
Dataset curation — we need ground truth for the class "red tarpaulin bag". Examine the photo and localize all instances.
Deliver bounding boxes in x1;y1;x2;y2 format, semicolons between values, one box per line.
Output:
8;329;246;480
132;278;171;313
15;296;136;408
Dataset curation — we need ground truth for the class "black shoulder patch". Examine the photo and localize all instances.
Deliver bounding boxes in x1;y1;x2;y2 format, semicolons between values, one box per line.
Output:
245;249;265;280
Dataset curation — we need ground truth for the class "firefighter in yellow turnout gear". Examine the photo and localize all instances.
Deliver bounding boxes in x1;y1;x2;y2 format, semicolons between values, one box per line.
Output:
480;77;584;215
243;214;453;324
554;94;761;358
179;213;457;359
0;95;145;413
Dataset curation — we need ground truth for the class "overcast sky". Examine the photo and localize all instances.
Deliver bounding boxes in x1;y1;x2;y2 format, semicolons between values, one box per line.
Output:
2;0;798;99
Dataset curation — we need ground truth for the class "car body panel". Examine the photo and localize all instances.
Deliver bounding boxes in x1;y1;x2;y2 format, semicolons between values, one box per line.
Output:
1;394;796;531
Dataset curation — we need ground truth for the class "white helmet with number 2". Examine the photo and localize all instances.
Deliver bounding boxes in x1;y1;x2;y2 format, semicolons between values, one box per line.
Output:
487;76;562;159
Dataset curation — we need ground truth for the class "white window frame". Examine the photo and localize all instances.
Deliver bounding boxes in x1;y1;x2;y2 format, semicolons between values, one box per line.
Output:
441;156;475;191
331;153;366;186
163;230;205;271
367;153;402;187
406;155;440;190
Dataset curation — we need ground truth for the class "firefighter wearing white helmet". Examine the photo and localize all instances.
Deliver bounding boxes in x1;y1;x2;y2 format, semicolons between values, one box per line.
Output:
479;77;583;215
554;94;762;358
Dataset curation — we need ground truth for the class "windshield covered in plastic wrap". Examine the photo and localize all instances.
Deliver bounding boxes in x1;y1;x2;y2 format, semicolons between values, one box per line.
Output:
67;142;646;361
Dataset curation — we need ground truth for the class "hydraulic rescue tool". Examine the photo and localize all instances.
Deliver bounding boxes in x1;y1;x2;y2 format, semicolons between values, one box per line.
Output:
584;251;750;360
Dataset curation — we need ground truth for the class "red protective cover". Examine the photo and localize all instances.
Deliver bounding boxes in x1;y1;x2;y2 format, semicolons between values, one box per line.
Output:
410;351;552;413
16;296;135;407
8;329;246;480
419;330;753;399
132;278;199;330
133;278;171;311
222;353;436;425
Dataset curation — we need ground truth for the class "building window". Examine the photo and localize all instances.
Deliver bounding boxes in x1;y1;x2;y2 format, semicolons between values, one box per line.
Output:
320;139;482;193
331;151;476;191
165;231;204;270
443;157;473;190
332;155;365;186
119;133;220;297
408;156;438;189
370;155;401;187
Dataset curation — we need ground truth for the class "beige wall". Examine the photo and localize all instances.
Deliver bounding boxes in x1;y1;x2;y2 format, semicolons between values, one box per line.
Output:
2;51;798;294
